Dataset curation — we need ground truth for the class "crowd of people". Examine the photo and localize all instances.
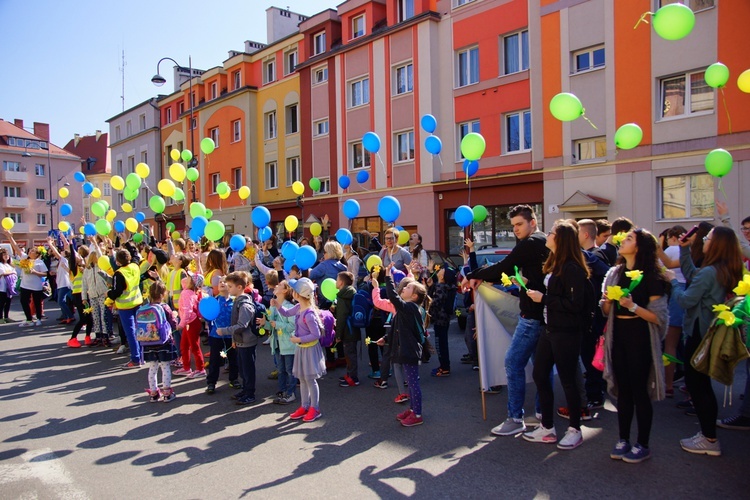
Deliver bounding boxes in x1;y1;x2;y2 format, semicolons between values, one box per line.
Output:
2;202;750;452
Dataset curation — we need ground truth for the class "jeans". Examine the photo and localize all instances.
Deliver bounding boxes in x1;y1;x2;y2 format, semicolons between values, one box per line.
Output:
276;353;296;395
434;324;450;371
505;316;543;419
207;336;238;386
534;328;582;430
118;307;142;364
237;345;257;399
57;286;73;319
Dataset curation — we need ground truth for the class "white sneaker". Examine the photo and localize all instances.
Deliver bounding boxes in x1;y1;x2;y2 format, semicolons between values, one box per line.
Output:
187;369;207;379
19;321;31;327
491;417;526;436
34;320;42;326
115;345;126;354
680;432;721;456
557;427;583;450
262;337;271;345
522;425;558;443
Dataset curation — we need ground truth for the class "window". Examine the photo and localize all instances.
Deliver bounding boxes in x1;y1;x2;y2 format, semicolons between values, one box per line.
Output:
209;127;220;148
457;46;479;87
574;46;605;73
286;104;299;134
37;213;46;226
211;173;220;193
659;0;714;12
395;131;415;162
126;120;132;136
265;162;278;189
350;78;370;107
352;15;365;38
265;111;277;139
6;213;22;223
210;82;218;100
314;119;329;137
287;157;301;186
503;30;529;75
457;120;481;159
351;142;372;170
233;167;242;189
4;186;21;197
660;70;713;119
35;164;44;176
141;151;148;165
505;110;532;153
232;120;241;142
233;70;241;90
313;31;326;55
314;177;330;195
660;173;714;219
314;67;328;84
573;137;607;163
397;0;414;22
446;203;544;255
454;0;476;6
191;92;196;107
117;193;124;207
285;50;298;75
166;109;172;125
139;113;146;130
3;161;20;172
140;187;148;208
115;125;121;140
128;156;135;173
103;183;111;196
178;102;185;115
394;63;413;95
35;189;45;200
116;160;122;176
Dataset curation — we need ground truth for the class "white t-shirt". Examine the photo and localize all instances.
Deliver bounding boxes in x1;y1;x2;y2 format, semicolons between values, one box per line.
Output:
0;262;16;293
56;258;72;289
19;254;48;291
664;245;685;283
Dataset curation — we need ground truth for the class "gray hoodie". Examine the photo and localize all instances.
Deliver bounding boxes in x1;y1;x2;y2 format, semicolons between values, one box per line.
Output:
225;294;258;348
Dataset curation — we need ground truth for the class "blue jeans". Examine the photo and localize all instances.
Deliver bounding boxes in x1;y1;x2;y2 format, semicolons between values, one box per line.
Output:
505;316;543;419
118;307;142;364
57;286;73;319
276;353;296;395
237;346;257;399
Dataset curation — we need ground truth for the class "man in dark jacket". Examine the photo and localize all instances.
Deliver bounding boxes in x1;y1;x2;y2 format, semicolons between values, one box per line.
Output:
466;204;549;437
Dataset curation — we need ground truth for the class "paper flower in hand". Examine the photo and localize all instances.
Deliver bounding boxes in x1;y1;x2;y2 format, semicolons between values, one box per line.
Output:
82;307;93;315
501;273;512;287
733;275;750;296
612;232;627;246
607;286;625;301
220;349;227;359
624;270;643;281
718;310;737;326
365;337;371;346
455;309;462;317
712;304;731;313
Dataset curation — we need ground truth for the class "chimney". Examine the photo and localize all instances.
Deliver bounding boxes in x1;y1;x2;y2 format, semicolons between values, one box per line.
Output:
14;119;23;130
33;122;50;142
74;134;81;147
95;130;102;141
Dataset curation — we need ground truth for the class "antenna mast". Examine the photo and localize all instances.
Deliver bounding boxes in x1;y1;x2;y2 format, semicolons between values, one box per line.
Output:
119;49;127;111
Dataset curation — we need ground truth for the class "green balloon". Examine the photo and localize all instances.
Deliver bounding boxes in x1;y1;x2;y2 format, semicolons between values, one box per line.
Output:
549;93;583;122
216;182;230;196
705;149;733;178
614;123;643;150
321;278;338;302
95;218;111;236
189;202;206;218
309;177;321;192
133;233;144;243
205;209;213;219
460;132;486;161
181;149;193;162
200;138;215;155
652;3;695;41
172;187;185;201
186;167;199;182
100;200;109;211
91;201;106;218
125;172;142;190
472;205;488;223
149;195;166;214
166;222;176;232
124;187;138;201
204;220;225;241
705;62;729;89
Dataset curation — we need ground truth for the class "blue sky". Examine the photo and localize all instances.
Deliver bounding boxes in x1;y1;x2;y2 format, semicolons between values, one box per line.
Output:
0;0;333;146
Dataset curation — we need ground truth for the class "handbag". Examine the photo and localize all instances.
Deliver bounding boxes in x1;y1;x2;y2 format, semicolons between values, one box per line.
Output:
42;281;52;298
592;335;605;371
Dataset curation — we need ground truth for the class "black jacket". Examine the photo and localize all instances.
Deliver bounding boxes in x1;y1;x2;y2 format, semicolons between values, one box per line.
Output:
385;276;423;365
542;261;590;331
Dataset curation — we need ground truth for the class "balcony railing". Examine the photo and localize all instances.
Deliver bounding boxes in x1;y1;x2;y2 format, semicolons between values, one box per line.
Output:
1;197;30;209
1;170;28;183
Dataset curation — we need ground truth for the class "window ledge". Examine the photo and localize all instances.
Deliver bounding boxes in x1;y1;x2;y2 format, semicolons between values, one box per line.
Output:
498;69;529;80
655;218;713;224
394;159;415;165
503;149;531;156
348;103;370;110
573;158;607;166
393;90;414;98
454;81;479;91
656;110;715;123
571;66;605;77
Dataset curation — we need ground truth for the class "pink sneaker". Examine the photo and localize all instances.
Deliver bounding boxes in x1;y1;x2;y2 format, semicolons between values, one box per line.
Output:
188;369;206;379
173;368;193;376
290;407;308;420
397;408;413;421
400;413;423;427
302;407;322;422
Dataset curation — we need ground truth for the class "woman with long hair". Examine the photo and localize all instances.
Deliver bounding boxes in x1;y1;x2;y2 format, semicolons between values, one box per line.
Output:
601;228;669;463
201;249;228;297
523;220;591;450
4;229;48;327
0;248;18;323
409;233;429;280
672;226;743;456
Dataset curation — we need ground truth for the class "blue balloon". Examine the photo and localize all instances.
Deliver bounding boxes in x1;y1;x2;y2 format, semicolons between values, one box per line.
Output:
356;170;369;184
230;234;246;252
83;223;97;236
114;220;126;233
295;245;317;271
189;227;203;241
198;297;220;321
60;203;73;217
74;171;86;183
362;132;381;154
343;199;360;219
462;159;479;177
425;136;442;155
192;216;208;232
378;196;401;223
251;206;271;228
258;226;272;242
83;182;94;195
339;175;351;190
282;240;299;260
135;212;146;223
335;228;353;246
420;114;437;134
284;258;294;273
455;205;474;227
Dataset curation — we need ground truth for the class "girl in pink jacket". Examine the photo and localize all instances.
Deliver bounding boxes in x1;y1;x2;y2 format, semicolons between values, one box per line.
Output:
174;272;205;378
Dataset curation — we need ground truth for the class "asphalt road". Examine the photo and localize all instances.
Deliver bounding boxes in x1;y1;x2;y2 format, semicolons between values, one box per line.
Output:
0;299;749;499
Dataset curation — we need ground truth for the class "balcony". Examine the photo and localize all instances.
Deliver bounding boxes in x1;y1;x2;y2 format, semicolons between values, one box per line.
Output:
1;197;30;209
1;170;28;183
8;223;30;233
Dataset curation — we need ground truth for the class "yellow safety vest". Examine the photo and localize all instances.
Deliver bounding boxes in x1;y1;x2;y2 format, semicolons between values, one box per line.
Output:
71;270;83;294
115;263;144;310
167;268;185;307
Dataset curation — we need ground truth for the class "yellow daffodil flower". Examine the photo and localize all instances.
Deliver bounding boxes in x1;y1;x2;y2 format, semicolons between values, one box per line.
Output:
501;273;512;287
625;270;643;280
612;232;627;246
712;304;731;313
607;286;625;301
365;337;371;346
733;275;750;296
718;310;737;326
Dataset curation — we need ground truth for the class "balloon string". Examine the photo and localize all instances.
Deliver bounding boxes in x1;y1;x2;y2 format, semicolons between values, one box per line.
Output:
376;152;387;182
634;11;653;30
581;111;598;130
721;87;733;134
719;178;728;201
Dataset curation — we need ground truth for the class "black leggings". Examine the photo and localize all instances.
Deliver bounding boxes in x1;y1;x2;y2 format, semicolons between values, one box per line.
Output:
685;324;718;439
534;328;582;429
70;293;92;339
20;288;44;321
612;317;653;446
365;319;385;372
0;291;11;319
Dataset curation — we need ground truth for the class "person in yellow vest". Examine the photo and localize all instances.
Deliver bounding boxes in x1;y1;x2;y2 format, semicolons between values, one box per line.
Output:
67;242;94;348
108;249;144;369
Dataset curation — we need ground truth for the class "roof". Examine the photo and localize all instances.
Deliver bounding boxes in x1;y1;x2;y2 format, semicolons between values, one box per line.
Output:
0;119;79;159
62;133;110;174
105;96;165;123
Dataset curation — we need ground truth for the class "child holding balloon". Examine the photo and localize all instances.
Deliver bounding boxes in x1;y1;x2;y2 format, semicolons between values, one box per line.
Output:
82;253;112;347
205;278;240;394
174;272;206;378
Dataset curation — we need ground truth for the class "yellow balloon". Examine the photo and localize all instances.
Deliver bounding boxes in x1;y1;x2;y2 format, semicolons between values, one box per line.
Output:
398;230;410;245
121;202;132;213
91;187;102;198
739;69;750;94
1;217;14;230
58;221;70;232
170;149;181;162
79;226;86;234
97;255;112;271
169;163;186;183
135;162;150;179
292;181;305;196
171;230;181;240
219;191;230;200
106;209;117;222
110;175;125;191
125;218;139;232
366;254;383;271
58;187;70;199
310;222;322;236
158;179;176;197
284;215;299;232
238;186;250;200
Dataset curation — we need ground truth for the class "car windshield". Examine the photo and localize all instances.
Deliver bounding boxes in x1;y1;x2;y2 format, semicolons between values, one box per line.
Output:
476;253;508;267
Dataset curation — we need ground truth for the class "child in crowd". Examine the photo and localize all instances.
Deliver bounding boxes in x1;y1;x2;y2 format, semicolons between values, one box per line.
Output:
263;280;297;404
428;266;458;377
276;277;327;422
205;278;240;394
82;252;111;347
167;253;190;366
142;282;178;402
335;271;360;387
174;271;205;378
262;270;278;308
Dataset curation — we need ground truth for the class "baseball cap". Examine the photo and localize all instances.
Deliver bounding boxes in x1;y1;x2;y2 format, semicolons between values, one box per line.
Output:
187;271;204;289
290;277;315;300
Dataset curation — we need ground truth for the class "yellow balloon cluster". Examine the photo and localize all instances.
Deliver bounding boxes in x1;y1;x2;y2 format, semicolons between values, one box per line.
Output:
135;163;150;179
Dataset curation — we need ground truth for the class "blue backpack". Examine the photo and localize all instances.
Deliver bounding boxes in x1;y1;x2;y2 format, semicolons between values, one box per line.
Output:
350;287;374;329
135;302;172;346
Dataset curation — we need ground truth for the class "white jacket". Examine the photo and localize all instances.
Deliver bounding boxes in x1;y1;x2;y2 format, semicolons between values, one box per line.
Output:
81;266;109;301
